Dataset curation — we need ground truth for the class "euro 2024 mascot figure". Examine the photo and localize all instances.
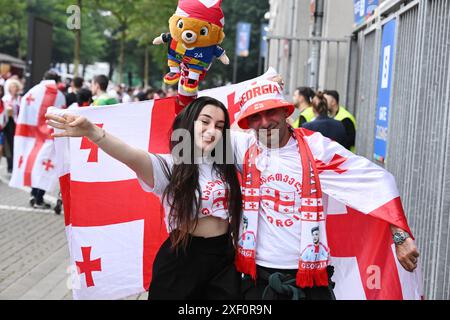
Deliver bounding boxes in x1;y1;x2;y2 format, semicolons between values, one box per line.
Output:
153;0;229;107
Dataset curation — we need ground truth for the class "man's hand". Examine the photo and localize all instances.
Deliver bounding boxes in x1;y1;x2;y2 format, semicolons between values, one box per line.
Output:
395;235;420;272
268;74;284;88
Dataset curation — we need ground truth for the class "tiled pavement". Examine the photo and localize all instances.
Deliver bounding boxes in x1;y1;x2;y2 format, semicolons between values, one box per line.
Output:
0;158;147;300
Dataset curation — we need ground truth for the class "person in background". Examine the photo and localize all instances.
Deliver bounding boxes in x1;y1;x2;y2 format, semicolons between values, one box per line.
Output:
323;90;357;152
2;78;22;173
156;89;166;99
122;87;133;103
110;84;123;103
76;88;93;107
135;91;148;102
301;91;347;148
19;70;66;209
166;86;177;97
91;75;118;106
66;77;84;107
146;88;157;100
0;85;5;165
291;87;315;128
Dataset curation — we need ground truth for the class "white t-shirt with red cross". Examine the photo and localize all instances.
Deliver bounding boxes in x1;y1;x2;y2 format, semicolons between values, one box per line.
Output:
231;130;305;269
137;153;230;232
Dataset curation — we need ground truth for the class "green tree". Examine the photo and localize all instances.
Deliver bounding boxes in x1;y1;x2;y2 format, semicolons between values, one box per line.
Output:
203;0;270;87
0;1;27;58
128;0;176;87
94;0;141;84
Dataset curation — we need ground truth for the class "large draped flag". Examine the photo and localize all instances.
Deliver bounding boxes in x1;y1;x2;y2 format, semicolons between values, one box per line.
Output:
9;80;66;191
51;68;423;300
302;129;424;299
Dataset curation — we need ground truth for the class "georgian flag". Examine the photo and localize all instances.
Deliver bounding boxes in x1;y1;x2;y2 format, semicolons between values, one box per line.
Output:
9;80;66;191
52;69;423;299
260;187;295;214
212;189;228;212
52;98;174;300
0;99;6;129
302;129;424;299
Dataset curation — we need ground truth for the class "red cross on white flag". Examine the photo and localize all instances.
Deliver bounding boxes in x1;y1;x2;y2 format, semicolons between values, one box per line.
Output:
76;247;102;287
56;98;173;299
260;187;295;213
9;81;66;192
25;94;35;106
80;124;104;163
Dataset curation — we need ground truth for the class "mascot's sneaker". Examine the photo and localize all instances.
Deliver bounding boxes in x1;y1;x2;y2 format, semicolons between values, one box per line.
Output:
182;79;199;94
163;72;181;85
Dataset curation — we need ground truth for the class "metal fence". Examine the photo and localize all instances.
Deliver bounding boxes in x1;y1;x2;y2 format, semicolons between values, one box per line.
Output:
265;35;350;101
348;0;450;299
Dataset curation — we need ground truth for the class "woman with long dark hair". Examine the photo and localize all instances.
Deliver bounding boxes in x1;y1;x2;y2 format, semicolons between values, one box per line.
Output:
45;96;242;299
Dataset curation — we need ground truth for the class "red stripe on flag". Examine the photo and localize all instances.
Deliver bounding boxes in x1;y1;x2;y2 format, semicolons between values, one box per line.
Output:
299;128;316;137
23;140;44;186
148;97;176;154
15;124;38;137
368;197;413;238
327;207;404;299
59;173;71;227
145;97;175;289
70;179;160;226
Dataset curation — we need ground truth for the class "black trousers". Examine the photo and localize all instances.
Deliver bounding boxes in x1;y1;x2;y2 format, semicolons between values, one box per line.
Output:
148;232;241;300
31;188;46;204
242;265;336;300
3;117;15;172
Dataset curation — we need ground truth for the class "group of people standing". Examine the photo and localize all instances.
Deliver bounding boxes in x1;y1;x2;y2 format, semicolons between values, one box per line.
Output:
45;76;420;300
291;87;356;152
3;70;177;210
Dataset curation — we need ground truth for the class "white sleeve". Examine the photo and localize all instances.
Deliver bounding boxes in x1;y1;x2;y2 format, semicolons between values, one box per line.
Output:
136;153;173;196
230;130;256;172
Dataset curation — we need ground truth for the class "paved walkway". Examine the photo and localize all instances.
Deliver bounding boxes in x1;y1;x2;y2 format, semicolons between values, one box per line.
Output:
0;158;147;300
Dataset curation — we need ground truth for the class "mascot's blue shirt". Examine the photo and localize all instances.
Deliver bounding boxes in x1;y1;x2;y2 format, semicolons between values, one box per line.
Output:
162;33;224;70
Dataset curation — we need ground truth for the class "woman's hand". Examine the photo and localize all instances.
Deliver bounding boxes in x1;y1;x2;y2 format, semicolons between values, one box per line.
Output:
45;113;101;141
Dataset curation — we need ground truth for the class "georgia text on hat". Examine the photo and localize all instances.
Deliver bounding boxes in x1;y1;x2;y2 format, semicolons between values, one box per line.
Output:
240;82;282;107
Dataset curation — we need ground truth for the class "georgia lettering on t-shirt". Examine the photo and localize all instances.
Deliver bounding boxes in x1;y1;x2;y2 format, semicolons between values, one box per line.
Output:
231;131;304;269
137;153;230;232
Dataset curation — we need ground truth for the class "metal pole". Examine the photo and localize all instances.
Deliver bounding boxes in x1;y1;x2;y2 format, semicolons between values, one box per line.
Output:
232;19;238;83
309;0;324;90
232;52;238;84
288;0;298;96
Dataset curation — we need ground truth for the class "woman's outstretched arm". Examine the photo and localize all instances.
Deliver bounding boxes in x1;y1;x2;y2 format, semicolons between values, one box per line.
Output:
45;112;155;188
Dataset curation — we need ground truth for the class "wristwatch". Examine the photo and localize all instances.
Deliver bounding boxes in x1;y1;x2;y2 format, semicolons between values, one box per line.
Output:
393;231;410;245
